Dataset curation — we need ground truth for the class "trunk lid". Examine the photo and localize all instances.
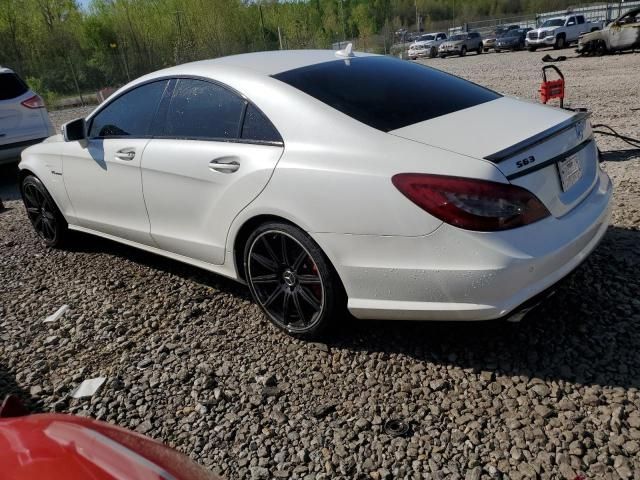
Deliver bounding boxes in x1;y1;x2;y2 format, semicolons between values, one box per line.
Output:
389;97;598;218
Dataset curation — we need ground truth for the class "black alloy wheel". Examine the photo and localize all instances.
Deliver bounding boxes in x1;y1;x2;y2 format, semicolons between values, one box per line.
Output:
21;175;67;247
244;222;344;338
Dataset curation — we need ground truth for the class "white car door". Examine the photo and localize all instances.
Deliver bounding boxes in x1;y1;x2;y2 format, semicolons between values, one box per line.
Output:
141;78;284;265
63;80;168;245
565;16;578;40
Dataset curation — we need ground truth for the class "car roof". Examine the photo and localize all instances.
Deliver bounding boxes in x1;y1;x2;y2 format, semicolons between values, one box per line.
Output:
183;49;376;77
0;66;15;74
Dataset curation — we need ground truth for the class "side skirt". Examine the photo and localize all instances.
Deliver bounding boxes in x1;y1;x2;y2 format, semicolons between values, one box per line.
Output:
68;224;244;284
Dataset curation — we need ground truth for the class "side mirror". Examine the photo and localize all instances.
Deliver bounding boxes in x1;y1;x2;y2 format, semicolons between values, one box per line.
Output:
62;117;86;142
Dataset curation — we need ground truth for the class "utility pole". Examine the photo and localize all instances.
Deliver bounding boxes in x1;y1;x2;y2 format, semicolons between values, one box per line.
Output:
452;0;455;29
174;10;183;64
259;4;266;48
415;0;419;31
339;0;346;42
278;26;283;50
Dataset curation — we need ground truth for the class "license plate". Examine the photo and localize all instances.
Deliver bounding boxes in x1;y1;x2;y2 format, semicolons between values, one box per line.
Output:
558;153;582;192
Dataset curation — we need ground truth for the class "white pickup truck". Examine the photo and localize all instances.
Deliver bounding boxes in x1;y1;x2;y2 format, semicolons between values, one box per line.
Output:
526;14;603;51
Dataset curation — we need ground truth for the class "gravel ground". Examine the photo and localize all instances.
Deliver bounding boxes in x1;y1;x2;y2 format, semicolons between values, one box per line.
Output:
1;50;639;480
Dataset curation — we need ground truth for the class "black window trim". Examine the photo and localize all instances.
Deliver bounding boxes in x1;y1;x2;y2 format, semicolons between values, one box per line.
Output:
86;74;283;147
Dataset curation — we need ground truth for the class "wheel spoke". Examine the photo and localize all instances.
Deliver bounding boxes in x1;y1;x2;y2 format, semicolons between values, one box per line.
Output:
252;253;278;272
292;250;307;272
24;188;39;207
280;234;289;265
282;291;291;322
299;286;321;310
298;274;321;285
33;215;43;233
252;273;278;284
292;291;307;324
261;236;281;265
26;207;40;215
263;285;283;308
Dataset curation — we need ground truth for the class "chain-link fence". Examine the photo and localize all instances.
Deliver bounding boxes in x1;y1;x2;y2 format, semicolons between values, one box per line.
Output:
459;1;640;37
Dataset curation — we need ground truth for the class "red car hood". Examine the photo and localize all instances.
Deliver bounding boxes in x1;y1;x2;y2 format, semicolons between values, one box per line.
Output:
0;413;221;480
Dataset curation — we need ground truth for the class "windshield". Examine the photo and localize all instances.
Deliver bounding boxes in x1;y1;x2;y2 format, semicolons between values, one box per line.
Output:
541;19;564;27
273;56;501;132
451;34;466;41
503;30;523;37
418;35;435;41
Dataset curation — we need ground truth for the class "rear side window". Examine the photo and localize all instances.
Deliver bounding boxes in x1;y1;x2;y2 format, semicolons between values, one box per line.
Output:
577;15;585;24
164;79;245;139
241;104;282;143
0;73;28;100
89;80;167;138
273;56;500;132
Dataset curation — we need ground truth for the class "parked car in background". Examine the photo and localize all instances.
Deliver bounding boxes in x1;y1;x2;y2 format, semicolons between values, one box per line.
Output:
526;14;603;51
577;7;640;55
0;410;221;480
494;28;532;51
0;67;55;165
439;32;483;57
408;32;448;59
483;25;520;52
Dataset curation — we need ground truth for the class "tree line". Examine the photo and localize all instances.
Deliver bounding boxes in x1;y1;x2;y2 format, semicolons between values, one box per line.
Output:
0;0;580;99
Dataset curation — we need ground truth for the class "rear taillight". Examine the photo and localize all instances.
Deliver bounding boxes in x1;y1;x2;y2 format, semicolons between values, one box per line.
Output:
21;95;45;109
392;173;550;231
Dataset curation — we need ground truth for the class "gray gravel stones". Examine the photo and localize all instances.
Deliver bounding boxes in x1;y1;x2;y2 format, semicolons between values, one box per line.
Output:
1;51;639;479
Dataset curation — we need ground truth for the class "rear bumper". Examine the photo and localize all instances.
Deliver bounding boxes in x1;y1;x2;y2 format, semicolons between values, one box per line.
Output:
0;137;47;164
314;169;612;321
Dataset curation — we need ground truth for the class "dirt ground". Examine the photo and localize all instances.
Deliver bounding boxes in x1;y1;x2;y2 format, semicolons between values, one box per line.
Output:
1;49;639;480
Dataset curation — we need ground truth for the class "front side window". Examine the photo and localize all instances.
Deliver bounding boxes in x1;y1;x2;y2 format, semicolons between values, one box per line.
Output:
89;80;167;138
273;56;500;132
163;79;245;140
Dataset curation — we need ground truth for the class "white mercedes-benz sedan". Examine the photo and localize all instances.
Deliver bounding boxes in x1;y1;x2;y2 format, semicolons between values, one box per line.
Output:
19;49;612;338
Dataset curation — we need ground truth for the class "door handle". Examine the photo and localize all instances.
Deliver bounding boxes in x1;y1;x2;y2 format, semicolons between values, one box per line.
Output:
115;148;136;161
209;158;240;173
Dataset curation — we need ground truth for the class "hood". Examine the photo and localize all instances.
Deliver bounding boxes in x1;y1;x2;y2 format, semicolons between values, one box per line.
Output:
43;134;63;143
532;26;560;33
389;96;573;160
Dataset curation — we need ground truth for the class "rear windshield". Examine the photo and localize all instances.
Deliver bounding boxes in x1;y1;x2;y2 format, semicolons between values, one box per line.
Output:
272;56;500;132
0;73;28;100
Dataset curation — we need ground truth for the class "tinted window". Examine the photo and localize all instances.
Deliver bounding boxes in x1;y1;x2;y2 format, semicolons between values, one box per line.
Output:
89;80;167;138
241;104;282;143
164;79;245;139
0;73;28;100
273;57;500;132
577;15;585;24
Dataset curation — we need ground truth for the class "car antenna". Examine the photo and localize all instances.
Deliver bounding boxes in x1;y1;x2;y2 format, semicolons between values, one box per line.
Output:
335;43;354;58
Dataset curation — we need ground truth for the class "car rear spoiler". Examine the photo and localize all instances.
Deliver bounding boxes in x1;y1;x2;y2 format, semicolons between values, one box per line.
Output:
484;110;591;163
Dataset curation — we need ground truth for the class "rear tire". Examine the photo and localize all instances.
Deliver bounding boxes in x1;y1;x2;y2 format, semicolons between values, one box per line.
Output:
20;175;68;248
244;222;345;339
528;46;537;52
554;35;566;49
429;47;437;58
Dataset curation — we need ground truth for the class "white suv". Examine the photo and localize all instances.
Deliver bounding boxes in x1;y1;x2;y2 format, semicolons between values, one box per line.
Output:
0;67;55;165
408;32;448;59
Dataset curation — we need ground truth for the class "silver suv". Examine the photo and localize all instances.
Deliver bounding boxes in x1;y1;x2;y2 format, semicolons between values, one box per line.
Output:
438;32;483;57
0;67;55;165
